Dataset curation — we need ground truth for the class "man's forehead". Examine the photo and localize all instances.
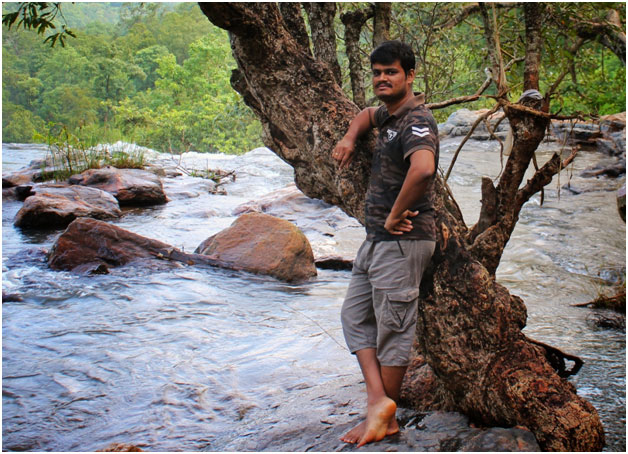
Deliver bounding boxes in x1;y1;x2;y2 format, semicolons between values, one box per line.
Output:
371;60;403;70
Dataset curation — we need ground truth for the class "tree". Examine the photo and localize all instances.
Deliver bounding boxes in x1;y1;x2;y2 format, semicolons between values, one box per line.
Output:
197;2;624;450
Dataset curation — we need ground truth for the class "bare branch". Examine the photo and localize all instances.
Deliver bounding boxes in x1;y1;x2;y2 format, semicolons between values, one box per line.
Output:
426;73;492;110
444;103;501;182
501;100;589;121
479;3;508;95
545;37;586;99
435;2;517;31
515;146;578;209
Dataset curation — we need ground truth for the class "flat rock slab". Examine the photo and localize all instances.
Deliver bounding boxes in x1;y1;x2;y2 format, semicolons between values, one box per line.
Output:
14;184;122;228
223;376;539;452
69;167;168;205
196;212;317;282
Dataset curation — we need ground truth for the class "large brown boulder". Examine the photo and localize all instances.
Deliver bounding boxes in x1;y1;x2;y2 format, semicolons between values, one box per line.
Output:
195;213;317;282
14;185;122;228
69;167;168;205
49;217;197;273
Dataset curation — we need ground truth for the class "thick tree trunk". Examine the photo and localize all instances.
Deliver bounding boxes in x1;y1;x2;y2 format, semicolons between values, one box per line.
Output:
199;3;605;451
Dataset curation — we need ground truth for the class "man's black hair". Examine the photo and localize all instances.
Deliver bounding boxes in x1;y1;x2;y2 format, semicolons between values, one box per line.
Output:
370;40;415;75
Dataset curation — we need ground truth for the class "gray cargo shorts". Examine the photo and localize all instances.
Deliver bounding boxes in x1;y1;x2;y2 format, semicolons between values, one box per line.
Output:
340;239;435;367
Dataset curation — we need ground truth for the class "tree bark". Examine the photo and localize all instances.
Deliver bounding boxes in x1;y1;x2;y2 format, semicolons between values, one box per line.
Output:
574;8;626;64
341;6;373;108
198;3;605;451
279;2;311;53
302;2;342;85
372;2;391;47
523;3;544;91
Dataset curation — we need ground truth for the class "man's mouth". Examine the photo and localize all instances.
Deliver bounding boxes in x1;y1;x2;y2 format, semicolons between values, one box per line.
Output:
377;84;391;89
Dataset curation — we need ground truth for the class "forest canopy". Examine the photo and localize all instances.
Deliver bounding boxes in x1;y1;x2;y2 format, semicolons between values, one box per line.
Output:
2;2;625;154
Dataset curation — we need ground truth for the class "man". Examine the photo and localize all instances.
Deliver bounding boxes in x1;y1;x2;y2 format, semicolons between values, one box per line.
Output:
332;40;438;448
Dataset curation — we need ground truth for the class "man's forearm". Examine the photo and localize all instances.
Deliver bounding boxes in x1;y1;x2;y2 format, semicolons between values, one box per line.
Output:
385;149;435;234
333;107;377;169
343;107;376;142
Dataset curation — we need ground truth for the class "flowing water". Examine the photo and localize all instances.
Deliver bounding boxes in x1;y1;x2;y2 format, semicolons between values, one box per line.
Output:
2;139;625;451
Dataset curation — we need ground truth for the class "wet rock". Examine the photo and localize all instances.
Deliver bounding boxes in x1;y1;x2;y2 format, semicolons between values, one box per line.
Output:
618;184;626;222
47;217;299;280
68;166;168;206
97;443;143;452
600;111;626;132
224;375;539;452
315;255;353;270
234;184;364;266
233;183;311;216
48;218;187;272
3;171;37;187
438;109;509;138
14;184;122;229
2;157;57;187
2;291;23;303
580;157;626;178
195;212;317;282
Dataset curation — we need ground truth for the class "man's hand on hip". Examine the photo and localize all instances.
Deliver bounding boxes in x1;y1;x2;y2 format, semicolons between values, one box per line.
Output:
384;209;419;235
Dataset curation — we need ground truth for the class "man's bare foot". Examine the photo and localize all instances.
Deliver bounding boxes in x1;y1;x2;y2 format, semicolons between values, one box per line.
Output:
341;396;397;448
340;416;399;445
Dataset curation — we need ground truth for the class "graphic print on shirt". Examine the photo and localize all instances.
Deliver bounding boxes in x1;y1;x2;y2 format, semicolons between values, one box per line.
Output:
411;126;430;137
386;129;398;142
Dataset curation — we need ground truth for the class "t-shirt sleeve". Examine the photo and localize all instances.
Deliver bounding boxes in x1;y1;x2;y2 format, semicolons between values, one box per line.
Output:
401;117;437;160
373;106;388;129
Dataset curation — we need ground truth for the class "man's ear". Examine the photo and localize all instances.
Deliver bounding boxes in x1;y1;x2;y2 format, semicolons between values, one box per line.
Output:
406;68;415;85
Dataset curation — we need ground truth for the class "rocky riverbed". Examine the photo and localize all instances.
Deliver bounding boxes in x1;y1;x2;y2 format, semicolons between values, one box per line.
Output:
2;111;625;451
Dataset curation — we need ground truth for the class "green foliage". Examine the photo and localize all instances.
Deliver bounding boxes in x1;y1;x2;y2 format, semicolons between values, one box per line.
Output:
2;2;624;156
2;2;76;47
33;123;145;181
2;102;46;143
2;2;263;155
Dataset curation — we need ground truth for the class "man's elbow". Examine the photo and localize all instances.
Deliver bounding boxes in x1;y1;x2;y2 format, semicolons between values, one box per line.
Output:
410;165;435;183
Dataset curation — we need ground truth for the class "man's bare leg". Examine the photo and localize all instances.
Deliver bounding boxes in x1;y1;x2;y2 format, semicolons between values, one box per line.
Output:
340;349;403;447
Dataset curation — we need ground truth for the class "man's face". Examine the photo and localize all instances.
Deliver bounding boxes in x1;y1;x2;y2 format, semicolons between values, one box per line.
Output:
372;60;415;104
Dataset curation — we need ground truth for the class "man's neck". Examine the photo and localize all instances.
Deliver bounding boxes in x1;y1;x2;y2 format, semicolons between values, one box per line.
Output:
384;89;414;115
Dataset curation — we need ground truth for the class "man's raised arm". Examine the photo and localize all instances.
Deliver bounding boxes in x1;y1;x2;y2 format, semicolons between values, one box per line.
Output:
332;107;377;169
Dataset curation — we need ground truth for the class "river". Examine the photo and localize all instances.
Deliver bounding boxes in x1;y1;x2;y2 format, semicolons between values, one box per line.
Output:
2;138;625;451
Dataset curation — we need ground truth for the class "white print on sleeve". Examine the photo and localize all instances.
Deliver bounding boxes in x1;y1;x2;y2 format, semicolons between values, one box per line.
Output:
411;126;430;137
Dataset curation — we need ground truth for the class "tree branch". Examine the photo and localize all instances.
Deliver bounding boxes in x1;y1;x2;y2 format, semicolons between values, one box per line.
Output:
302;3;342;84
444;103;501;181
479;3;508;96
426;72;492;110
279;2;311;53
341;6;374;108
515;146;578;210
434;2;517;31
372;2;391;47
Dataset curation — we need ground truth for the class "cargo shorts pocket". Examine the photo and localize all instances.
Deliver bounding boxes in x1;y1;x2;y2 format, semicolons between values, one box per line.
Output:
383;288;419;333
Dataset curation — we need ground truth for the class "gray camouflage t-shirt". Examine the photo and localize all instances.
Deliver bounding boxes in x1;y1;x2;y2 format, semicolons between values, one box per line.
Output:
365;93;439;241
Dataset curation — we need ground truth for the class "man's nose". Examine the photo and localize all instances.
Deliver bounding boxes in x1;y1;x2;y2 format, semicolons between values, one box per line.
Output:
374;73;387;84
